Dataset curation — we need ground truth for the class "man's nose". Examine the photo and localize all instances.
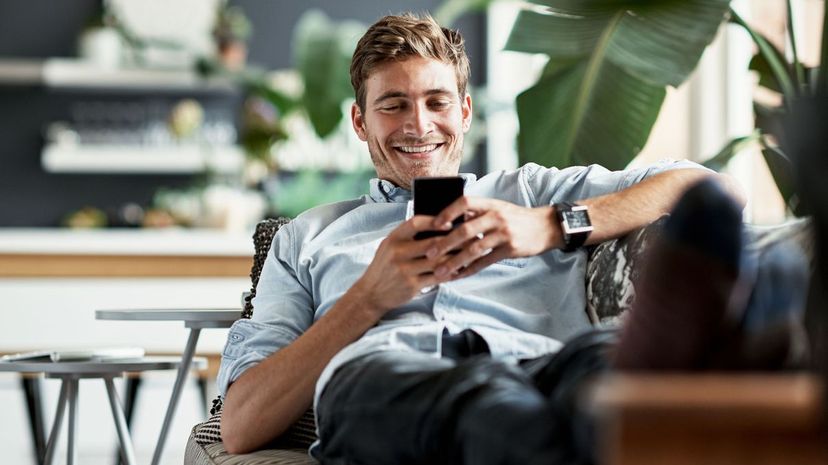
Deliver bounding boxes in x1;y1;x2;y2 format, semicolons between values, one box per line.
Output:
403;104;434;137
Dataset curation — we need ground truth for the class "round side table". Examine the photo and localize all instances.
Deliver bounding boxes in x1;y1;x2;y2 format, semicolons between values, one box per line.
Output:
0;356;206;465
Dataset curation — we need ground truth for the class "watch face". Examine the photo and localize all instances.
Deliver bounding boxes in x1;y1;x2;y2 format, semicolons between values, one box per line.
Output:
562;210;591;230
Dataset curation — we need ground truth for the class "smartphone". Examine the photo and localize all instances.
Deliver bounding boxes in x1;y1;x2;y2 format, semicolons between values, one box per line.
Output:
413;176;465;240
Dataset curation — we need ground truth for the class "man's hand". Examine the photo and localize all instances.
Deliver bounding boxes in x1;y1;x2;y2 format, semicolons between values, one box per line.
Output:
350;215;453;316
425;197;557;280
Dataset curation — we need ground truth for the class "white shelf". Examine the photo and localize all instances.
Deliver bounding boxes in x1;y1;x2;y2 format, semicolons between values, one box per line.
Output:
0;58;235;92
41;143;245;174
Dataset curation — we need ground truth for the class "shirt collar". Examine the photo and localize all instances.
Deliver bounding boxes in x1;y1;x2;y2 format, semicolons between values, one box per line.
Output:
368;173;478;203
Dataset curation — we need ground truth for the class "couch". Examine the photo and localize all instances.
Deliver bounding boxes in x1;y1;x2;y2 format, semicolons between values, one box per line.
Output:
184;216;814;465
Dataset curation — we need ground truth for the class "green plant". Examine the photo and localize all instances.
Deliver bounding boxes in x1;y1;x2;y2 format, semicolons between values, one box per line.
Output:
502;0;731;170
441;0;824;215
194;10;364;168
199;10;361;144
292;11;365;139
267;169;374;218
708;3;828;215
212;4;253;45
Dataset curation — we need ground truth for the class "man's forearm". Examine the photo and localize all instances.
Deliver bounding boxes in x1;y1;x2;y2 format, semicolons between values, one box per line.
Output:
580;169;744;246
221;287;382;454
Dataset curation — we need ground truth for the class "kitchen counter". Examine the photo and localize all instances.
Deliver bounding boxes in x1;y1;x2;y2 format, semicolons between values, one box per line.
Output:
0;228;254;277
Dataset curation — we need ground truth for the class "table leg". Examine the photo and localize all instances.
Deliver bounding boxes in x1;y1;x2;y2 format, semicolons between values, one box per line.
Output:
66;378;78;465
43;380;69;465
113;376;141;465
21;376;46;465
151;327;201;465
104;377;137;465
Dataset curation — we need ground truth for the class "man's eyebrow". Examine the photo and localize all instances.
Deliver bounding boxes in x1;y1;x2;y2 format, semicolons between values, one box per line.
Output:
372;88;456;105
373;91;407;104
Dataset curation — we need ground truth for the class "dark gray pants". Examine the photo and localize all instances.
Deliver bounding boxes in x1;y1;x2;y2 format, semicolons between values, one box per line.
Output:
315;329;616;465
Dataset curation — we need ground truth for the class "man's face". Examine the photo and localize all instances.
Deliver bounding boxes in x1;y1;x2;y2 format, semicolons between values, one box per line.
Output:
351;57;473;190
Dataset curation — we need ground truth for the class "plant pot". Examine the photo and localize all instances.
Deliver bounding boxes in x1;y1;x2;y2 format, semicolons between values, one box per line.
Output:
217;40;247;71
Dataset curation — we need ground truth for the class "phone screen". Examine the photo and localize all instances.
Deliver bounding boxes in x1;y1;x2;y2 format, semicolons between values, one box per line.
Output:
413;176;464;240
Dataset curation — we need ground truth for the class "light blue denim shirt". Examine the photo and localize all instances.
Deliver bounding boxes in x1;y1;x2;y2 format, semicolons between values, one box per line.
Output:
217;160;705;410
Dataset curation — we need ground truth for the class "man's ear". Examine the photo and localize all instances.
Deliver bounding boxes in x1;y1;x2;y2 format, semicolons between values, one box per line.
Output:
351;102;367;141
461;93;473;133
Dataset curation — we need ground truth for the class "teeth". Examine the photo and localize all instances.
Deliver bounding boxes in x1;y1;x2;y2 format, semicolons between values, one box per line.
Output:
397;144;437;153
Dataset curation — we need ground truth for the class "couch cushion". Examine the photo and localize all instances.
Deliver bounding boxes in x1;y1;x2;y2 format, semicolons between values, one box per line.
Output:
186;424;317;465
585;217;814;328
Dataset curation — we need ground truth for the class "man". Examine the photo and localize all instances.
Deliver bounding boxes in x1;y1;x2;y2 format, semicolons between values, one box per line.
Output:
218;12;747;464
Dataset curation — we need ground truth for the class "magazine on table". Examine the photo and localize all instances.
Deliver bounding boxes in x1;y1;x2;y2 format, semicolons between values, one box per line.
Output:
1;347;145;363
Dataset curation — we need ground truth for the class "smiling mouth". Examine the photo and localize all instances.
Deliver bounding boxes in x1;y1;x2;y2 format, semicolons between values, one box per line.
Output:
393;143;444;157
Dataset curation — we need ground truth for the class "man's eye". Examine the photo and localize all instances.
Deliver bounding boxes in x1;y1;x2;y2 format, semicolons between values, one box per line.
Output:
430;101;450;109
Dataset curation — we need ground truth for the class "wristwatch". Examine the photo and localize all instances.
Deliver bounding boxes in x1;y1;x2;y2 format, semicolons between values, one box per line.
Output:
555;202;593;252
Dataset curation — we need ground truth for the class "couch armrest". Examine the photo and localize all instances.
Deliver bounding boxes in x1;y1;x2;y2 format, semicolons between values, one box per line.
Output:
584;217;814;327
587;373;826;465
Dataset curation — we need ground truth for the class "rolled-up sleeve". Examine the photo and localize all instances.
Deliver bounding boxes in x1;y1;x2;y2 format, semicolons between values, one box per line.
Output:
217;319;303;396
216;222;315;397
521;159;712;205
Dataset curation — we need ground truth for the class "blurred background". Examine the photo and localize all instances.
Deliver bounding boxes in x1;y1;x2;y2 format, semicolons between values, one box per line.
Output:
0;0;823;464
0;0;821;230
0;0;486;229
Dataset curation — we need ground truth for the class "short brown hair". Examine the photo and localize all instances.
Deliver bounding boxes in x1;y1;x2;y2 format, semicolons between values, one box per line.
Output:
350;13;471;111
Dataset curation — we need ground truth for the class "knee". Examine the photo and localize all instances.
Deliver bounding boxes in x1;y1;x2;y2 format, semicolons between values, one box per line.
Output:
450;361;556;460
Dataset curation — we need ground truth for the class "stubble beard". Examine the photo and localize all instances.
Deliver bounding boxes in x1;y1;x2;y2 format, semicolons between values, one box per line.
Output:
367;137;464;190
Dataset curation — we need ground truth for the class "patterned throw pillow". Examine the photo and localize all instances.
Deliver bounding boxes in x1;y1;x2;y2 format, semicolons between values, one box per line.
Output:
585;216;814;328
585;216;668;327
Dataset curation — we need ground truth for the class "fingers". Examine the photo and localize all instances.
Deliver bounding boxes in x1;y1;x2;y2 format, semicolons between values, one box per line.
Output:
433;231;507;278
404;255;445;275
392;257;458;293
426;211;503;260
390;215;444;241
381;216;454;265
431;196;491;231
450;248;511;280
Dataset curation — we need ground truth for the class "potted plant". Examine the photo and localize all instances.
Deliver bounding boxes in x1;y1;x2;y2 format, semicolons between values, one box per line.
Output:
711;3;827;215
212;3;253;71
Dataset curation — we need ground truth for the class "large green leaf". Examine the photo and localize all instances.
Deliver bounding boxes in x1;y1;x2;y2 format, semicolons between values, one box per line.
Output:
760;138;798;211
702;131;761;171
505;10;613;59
504;0;727;169
506;0;730;88
293;11;363;138
748;47;814;96
730;9;797;100
435;0;494;26
516;59;665;169
753;101;786;142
